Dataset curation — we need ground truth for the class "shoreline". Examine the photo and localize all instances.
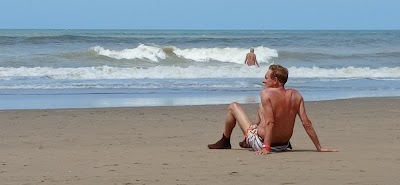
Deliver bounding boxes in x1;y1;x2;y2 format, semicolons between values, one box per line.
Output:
1;97;399;184
1;91;399;110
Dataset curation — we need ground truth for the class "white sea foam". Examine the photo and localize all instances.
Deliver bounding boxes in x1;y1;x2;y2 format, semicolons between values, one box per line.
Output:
92;45;278;64
173;46;278;63
289;66;400;78
1;66;400;80
92;44;167;62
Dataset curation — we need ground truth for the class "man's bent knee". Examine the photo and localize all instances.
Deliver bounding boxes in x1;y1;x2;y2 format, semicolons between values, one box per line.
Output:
228;102;241;111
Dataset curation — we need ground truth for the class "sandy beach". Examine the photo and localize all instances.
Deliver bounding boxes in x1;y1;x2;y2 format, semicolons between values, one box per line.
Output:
1;98;399;185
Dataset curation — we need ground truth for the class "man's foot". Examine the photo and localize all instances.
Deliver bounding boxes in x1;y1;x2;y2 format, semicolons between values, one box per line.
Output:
207;134;231;149
239;139;251;148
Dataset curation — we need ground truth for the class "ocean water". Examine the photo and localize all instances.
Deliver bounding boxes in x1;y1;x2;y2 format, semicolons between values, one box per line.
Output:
0;29;399;109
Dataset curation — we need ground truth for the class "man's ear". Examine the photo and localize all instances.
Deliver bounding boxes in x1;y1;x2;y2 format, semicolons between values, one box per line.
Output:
273;77;279;85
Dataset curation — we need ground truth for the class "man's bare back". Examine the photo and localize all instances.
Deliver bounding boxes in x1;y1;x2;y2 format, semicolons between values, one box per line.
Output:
256;88;301;143
245;48;259;67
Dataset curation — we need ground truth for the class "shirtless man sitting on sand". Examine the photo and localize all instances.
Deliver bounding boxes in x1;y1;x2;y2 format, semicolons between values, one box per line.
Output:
208;64;337;155
245;48;260;67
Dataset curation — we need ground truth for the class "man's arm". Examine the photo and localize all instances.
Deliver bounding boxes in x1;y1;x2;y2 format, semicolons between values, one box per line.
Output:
298;96;337;152
255;55;260;67
244;53;249;64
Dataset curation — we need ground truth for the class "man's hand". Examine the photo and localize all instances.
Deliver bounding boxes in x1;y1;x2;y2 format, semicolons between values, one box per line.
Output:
255;148;270;155
318;148;338;152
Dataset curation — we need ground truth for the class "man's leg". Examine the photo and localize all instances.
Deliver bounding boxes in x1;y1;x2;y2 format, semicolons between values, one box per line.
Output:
208;102;253;149
240;103;264;148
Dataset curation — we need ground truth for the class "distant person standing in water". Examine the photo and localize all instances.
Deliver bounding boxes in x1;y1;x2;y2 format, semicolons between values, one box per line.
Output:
245;48;259;67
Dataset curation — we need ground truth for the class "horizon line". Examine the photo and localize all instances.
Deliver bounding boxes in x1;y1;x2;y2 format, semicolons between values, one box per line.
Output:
1;28;400;31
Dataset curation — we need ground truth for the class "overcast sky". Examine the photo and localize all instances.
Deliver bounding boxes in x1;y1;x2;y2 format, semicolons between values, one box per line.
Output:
1;0;399;30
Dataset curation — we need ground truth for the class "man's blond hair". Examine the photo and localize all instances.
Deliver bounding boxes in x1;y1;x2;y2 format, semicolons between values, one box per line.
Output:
269;64;288;85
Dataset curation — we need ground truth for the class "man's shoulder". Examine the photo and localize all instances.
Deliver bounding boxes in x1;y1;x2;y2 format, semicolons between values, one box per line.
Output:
260;88;274;98
261;87;275;93
260;88;281;98
286;88;300;94
286;88;303;99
